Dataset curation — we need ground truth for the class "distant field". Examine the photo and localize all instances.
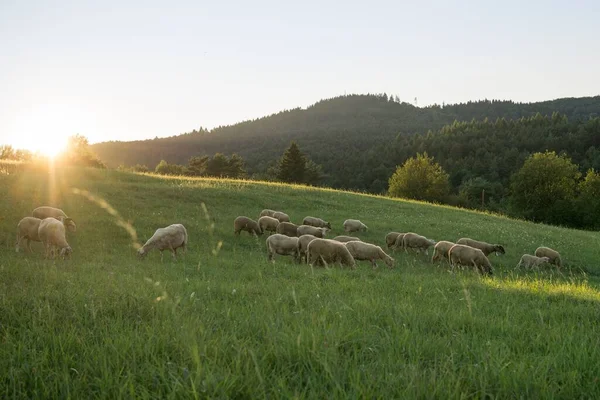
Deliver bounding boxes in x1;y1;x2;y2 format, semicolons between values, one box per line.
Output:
1;164;600;398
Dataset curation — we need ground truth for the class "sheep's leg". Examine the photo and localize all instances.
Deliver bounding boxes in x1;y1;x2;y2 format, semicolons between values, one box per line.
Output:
160;251;164;262
15;233;21;253
172;247;177;261
371;259;378;270
27;239;34;253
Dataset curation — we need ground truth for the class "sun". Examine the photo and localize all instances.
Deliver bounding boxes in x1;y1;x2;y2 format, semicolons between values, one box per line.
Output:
35;135;69;158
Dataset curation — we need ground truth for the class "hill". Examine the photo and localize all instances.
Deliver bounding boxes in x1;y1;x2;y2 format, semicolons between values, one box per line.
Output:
91;94;600;192
2;164;600;397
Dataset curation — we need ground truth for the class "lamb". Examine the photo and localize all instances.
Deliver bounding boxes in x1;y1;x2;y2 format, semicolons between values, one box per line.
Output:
138;224;188;261
260;209;277;218
307;238;356;269
32;206;77;232
297;234;318;263
266;234;300;262
296;224;327;238
517;254;551;269
345;241;394;269
38;217;73;259
276;221;299;237
332;235;362;243
448;244;493;275
273;211;291;223
431;240;456;263
16;217;43;252
535;247;562;268
302;216;332;229
234;216;262;236
456;238;505;257
343;219;368;233
258;216;279;234
385;232;403;249
402;233;436;254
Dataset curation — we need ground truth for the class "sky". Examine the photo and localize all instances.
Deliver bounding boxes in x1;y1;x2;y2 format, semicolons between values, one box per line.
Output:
1;0;599;151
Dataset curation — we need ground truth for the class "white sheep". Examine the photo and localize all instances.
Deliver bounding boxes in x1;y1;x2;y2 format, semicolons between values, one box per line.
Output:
138;224;188;261
16;217;43;252
345;241;394;269
448;244;493;275
273;211;291;223
33;206;77;232
38;217;73;259
296;224;327;238
456;238;505;257
297;234;318;263
307;238;356;269
332;235;362;243
258;216;279;234
260;209;277;218
431;240;455;263
534;247;562;268
266;234;300;262
517;254;551;269
302;216;332;229
343;219;368;233
385;232;403;249
402;232;436;254
234;216;262;236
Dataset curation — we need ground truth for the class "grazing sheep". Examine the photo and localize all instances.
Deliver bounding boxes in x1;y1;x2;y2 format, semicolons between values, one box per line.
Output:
332;235;362;243
273;211;291;223
258;216;279;234
345;241;394;269
385;232;403;249
307;238;356;269
535;247;562;268
431;240;456;263
392;233;407;250
16;217;43;252
403;233;436;254
517;254;551;269
276;222;299;237
138;224;188;261
266;234;300;262
260;209;277;218
296;224;327;238
38;217;73;259
234;216;262;236
456;238;505;257
448;244;493;275
302;216;332;229
343;219;368;233
32;206;76;232
297;234;318;263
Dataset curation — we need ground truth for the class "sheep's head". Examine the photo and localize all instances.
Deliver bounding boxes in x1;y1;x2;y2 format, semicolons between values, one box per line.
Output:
137;247;148;258
494;245;506;255
60;246;73;259
64;218;77;232
385;256;395;268
540;256;550;264
325;222;332;229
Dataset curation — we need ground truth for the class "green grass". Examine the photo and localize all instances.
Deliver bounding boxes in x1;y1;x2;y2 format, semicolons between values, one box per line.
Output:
2;165;600;399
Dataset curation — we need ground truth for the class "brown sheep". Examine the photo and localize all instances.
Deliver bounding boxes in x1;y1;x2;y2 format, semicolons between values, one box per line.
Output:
38;218;73;259
345;241;394;269
276;222;298;237
296;225;327;238
332;235;362;243
258;216;279;234
266;234;300;262
297;234;318;263
234;216;262;236
448;244;493;275
456;238;505;257
273;211;291;223
33;206;77;232
517;254;551;269
302;216;332;229
534;247;562;268
403;233;436;254
307;238;356;269
431;240;456;263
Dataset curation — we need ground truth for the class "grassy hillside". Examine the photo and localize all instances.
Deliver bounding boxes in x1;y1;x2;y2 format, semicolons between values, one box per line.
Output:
2;164;600;398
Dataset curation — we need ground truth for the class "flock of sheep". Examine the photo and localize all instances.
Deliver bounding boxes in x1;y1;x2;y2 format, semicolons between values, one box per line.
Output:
14;205;564;275
232;209;564;275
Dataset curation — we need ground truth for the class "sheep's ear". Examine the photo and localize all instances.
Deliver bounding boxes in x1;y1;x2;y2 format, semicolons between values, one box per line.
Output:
64;218;73;223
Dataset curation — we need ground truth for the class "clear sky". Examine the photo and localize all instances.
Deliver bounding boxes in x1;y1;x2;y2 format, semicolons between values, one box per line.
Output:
1;0;599;152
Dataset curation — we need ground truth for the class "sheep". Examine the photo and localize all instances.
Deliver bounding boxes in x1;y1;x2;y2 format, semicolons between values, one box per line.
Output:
517;254;551;269
16;217;43;252
385;232;403;249
296;224;327;238
32;206;76;232
266;234;300;262
276;221;299;237
448;244;493;275
258;216;279;234
273;211;291;223
535;247;563;268
332;235;362;243
302;216;332;229
392;233;407;250
234;216;262;236
402;233;436;254
138;224;188;261
260;209;277;218
307;238;356;269
297;234;318;263
345;241;394;269
431;240;456;263
38;217;73;259
456;238;505;257
343;219;368;233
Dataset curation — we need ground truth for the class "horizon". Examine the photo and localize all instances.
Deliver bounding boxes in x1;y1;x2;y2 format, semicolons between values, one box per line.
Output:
1;0;599;151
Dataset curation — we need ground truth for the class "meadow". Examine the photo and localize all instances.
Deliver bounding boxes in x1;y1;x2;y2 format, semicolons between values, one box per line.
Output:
1;164;600;399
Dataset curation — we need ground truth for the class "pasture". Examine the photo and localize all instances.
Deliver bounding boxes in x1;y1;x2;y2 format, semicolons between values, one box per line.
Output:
1;165;600;398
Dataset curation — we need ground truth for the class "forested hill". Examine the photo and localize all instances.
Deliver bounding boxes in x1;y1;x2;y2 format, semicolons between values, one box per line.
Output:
92;94;600;191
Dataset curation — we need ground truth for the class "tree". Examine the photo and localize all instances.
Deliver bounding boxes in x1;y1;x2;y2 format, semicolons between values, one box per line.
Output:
59;134;106;168
577;169;600;229
388;153;450;202
0;145;15;160
227;153;246;178
276;142;307;184
155;160;186;175
458;177;504;209
509;151;580;224
187;156;209;176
